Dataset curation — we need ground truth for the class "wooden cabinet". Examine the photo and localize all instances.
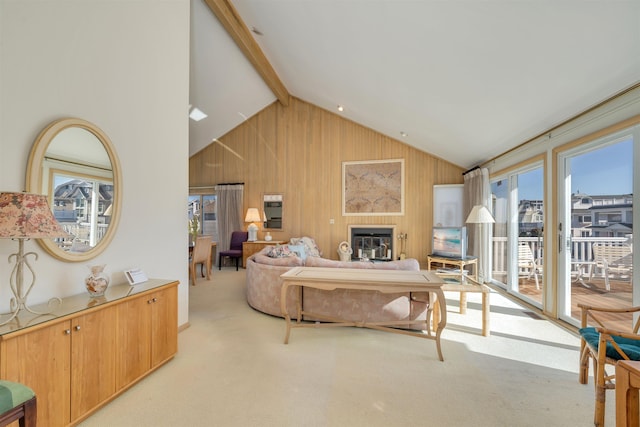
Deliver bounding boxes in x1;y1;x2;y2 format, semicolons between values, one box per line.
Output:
242;240;286;267
116;285;178;389
0;279;178;427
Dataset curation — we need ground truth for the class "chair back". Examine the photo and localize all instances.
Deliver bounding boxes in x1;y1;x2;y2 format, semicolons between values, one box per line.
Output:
518;244;536;268
229;231;248;250
192;236;212;264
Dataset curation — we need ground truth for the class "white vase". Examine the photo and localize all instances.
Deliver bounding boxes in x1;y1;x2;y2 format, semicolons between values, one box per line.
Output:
264;232;272;241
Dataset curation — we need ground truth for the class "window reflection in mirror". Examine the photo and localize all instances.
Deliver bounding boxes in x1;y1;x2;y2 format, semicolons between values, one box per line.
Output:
43;126;114;253
51;172;113;251
26;118;121;262
263;194;283;230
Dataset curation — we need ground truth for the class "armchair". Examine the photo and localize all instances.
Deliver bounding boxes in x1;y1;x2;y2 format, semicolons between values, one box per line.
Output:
578;303;640;426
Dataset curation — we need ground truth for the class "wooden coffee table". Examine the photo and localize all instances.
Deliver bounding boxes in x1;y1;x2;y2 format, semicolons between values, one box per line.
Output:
280;267;447;361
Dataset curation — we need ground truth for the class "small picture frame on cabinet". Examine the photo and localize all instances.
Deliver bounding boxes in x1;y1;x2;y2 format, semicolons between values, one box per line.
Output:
125;268;148;285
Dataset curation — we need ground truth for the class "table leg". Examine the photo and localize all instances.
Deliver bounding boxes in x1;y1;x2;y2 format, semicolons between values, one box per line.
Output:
481;290;490;337
280;283;293;344
433;289;446;362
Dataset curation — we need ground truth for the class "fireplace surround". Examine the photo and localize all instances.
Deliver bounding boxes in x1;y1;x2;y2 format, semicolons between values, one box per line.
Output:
348;225;397;261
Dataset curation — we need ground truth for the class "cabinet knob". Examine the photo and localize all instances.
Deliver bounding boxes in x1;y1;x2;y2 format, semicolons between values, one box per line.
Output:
74;325;81;331
152;298;157;303
64;329;71;335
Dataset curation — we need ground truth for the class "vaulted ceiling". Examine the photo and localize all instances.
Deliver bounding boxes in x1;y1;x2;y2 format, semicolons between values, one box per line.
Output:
189;0;640;169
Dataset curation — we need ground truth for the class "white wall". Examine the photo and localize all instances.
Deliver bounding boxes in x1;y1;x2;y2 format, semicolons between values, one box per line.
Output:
0;1;191;326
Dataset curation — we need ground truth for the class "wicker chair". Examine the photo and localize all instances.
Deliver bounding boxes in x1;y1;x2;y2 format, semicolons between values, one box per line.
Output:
578;303;640;426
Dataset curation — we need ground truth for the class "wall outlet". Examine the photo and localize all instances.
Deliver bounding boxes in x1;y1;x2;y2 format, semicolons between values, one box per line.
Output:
329;218;335;224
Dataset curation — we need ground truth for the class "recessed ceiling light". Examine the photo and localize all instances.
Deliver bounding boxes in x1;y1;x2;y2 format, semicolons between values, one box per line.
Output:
189;107;207;122
400;131;408;137
337;105;344;112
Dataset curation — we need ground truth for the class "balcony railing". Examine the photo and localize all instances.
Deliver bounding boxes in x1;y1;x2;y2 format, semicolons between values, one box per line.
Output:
492;236;630;277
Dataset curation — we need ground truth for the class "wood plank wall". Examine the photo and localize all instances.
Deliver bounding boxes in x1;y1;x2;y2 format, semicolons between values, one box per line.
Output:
189;97;465;265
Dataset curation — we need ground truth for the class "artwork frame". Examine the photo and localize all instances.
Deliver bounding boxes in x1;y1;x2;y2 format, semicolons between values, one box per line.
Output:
342;158;404;216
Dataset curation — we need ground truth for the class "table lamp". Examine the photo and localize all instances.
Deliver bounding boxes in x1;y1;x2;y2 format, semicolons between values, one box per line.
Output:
245;208;261;242
0;192;69;323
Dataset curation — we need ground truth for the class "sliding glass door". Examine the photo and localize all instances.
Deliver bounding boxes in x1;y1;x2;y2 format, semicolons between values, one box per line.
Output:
557;129;635;328
490;162;545;308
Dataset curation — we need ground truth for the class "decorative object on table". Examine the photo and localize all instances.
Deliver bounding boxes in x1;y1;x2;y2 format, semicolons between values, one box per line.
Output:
188;213;200;243
245;208;261;242
337;241;352;262
85;264;110;297
124;267;149;285
342;159;404;216
0;192;69;324
397;233;408;259
465;204;495;282
264;231;272;241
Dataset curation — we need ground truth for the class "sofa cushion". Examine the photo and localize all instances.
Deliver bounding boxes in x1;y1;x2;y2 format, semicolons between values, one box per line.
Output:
266;245;295;258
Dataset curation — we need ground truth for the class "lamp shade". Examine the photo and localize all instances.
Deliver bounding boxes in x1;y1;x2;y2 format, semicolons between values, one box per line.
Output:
245;208;261;223
465;205;495;224
0;192;68;239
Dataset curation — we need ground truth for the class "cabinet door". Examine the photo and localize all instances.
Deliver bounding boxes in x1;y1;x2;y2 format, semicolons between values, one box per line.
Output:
1;320;71;427
70;305;117;422
116;294;151;390
150;286;178;367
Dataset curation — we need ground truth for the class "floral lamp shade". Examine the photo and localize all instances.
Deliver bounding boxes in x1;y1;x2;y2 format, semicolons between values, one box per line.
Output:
0;192;69;239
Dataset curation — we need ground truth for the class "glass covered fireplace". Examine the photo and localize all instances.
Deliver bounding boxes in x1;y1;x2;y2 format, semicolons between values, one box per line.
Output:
348;225;396;261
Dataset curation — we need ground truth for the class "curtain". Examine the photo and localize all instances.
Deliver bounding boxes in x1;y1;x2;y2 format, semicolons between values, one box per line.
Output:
464;168;493;283
215;184;244;265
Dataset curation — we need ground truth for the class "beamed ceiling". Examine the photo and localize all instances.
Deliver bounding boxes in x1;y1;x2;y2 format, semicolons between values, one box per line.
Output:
189;0;640;169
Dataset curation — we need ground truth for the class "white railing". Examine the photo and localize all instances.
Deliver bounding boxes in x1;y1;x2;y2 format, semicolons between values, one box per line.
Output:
492;236;630;276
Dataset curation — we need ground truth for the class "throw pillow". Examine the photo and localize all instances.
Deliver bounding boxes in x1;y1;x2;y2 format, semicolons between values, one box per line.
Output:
289;236;322;257
287;244;306;261
266;245;295;258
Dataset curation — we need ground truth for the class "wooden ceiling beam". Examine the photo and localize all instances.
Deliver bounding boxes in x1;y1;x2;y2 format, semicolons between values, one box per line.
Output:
205;0;290;107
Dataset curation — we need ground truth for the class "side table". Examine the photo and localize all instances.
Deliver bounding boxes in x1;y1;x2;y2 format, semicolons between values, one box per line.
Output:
427;254;478;314
242;240;286;268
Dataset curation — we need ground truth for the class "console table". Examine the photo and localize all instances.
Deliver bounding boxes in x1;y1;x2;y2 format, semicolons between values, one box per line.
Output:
0;279;179;427
280;267;447;361
242;240;286;268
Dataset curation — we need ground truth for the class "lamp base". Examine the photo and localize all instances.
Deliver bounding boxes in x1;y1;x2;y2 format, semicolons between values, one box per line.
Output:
247;223;258;242
0;238;61;326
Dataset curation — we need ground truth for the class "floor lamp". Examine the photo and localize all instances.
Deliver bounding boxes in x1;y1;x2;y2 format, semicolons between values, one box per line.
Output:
465;205;495;283
0;192;69;324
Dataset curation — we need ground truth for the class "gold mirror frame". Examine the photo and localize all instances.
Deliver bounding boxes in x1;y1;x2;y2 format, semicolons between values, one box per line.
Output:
26;118;122;262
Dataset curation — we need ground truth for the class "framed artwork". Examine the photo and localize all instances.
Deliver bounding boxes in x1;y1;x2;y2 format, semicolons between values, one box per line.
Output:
342;159;404;216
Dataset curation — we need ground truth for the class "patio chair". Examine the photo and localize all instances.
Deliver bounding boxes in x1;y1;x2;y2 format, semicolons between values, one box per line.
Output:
517;244;541;289
591;243;633;291
189;235;212;286
578;303;640;426
218;231;248;271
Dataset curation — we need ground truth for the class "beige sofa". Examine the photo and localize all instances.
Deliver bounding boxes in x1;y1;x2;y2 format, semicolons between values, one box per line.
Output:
245;247;429;329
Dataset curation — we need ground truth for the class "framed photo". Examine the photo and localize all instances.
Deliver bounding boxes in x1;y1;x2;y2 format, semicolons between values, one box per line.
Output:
342;159;404;216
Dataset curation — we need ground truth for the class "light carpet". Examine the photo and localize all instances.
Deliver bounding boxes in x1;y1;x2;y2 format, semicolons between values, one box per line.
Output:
79;269;612;426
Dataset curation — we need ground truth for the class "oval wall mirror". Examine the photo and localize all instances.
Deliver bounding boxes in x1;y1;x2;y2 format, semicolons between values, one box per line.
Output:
26;118;122;262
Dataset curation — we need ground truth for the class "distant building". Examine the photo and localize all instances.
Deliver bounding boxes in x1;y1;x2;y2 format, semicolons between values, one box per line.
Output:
571;192;633;238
